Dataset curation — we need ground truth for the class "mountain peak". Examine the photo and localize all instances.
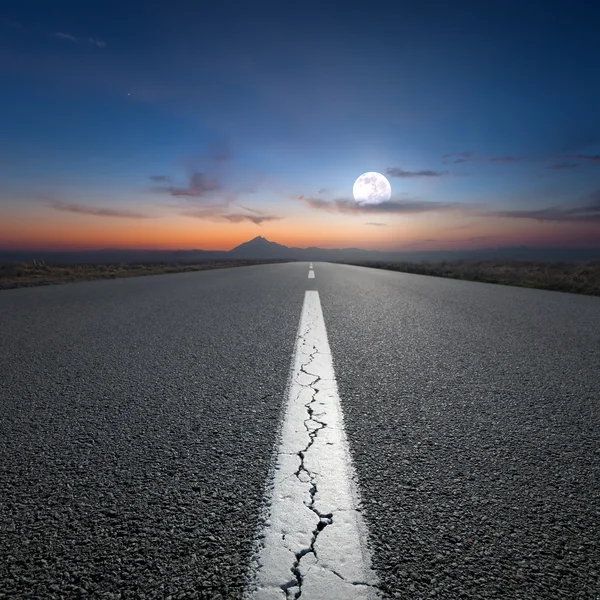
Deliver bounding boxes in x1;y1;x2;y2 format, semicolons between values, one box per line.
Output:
240;235;274;247
229;236;293;258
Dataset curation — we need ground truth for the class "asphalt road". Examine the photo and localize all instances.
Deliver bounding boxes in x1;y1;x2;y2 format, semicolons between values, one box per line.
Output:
1;262;599;599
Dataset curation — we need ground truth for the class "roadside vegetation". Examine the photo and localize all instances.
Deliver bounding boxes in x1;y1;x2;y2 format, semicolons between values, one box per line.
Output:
339;260;600;296
0;260;290;290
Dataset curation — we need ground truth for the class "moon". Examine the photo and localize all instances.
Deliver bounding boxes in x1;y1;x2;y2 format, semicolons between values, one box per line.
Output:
353;172;391;204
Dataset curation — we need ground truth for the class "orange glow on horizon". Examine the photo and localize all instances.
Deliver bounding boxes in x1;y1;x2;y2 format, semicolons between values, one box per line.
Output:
2;206;599;252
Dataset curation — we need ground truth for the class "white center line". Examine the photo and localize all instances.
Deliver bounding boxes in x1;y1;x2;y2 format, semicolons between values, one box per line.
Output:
308;269;315;279
246;291;380;599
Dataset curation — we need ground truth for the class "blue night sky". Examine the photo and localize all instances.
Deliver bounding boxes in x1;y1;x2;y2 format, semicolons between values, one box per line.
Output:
1;0;599;250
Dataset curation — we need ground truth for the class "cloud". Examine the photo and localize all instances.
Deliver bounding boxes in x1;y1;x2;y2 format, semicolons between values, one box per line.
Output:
365;222;387;227
239;205;262;215
318;188;328;195
48;200;151;219
490;197;600;223
386;167;448;178
442;152;526;165
443;152;600;170
546;162;580;170
180;206;281;225
442;152;473;165
567;154;600;164
303;196;463;214
154;143;235;200
54;32;77;42
302;196;327;209
88;37;106;48
179;201;281;225
488;156;523;163
154;171;221;198
222;213;282;225
53;32;105;47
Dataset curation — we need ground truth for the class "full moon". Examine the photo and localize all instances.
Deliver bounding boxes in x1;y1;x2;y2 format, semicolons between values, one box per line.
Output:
353;172;392;204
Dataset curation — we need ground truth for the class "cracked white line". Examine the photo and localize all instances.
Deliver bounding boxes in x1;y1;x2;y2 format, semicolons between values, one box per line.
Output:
245;291;380;600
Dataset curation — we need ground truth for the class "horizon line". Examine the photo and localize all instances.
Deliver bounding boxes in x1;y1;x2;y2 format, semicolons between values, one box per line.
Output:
2;242;600;254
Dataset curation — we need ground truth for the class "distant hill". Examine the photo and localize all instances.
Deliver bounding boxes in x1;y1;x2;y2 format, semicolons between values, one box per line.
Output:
225;237;600;262
1;236;600;264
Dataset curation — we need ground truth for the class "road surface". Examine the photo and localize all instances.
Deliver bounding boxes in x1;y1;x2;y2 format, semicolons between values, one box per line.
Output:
1;262;598;599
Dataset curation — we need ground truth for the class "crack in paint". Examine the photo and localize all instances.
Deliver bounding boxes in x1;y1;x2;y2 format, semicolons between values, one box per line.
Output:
246;292;380;600
279;339;334;599
331;569;376;587
280;333;382;598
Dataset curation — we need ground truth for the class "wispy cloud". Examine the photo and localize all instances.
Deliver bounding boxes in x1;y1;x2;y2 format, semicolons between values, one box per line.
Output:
442;152;473;165
442;152;526;165
239;205;262;215
566;154;600;164
154;142;235;200
490;196;600;223
222;213;282;225
444;152;600;171
54;32;77;42
154;172;221;198
303;196;463;214
53;31;106;47
180;205;281;225
386;167;448;178
488;156;523;163
88;37;106;48
48;200;151;219
365;222;387;227
222;205;283;224
546;162;580;170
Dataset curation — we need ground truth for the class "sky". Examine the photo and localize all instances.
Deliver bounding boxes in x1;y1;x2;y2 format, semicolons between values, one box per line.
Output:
1;0;599;251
